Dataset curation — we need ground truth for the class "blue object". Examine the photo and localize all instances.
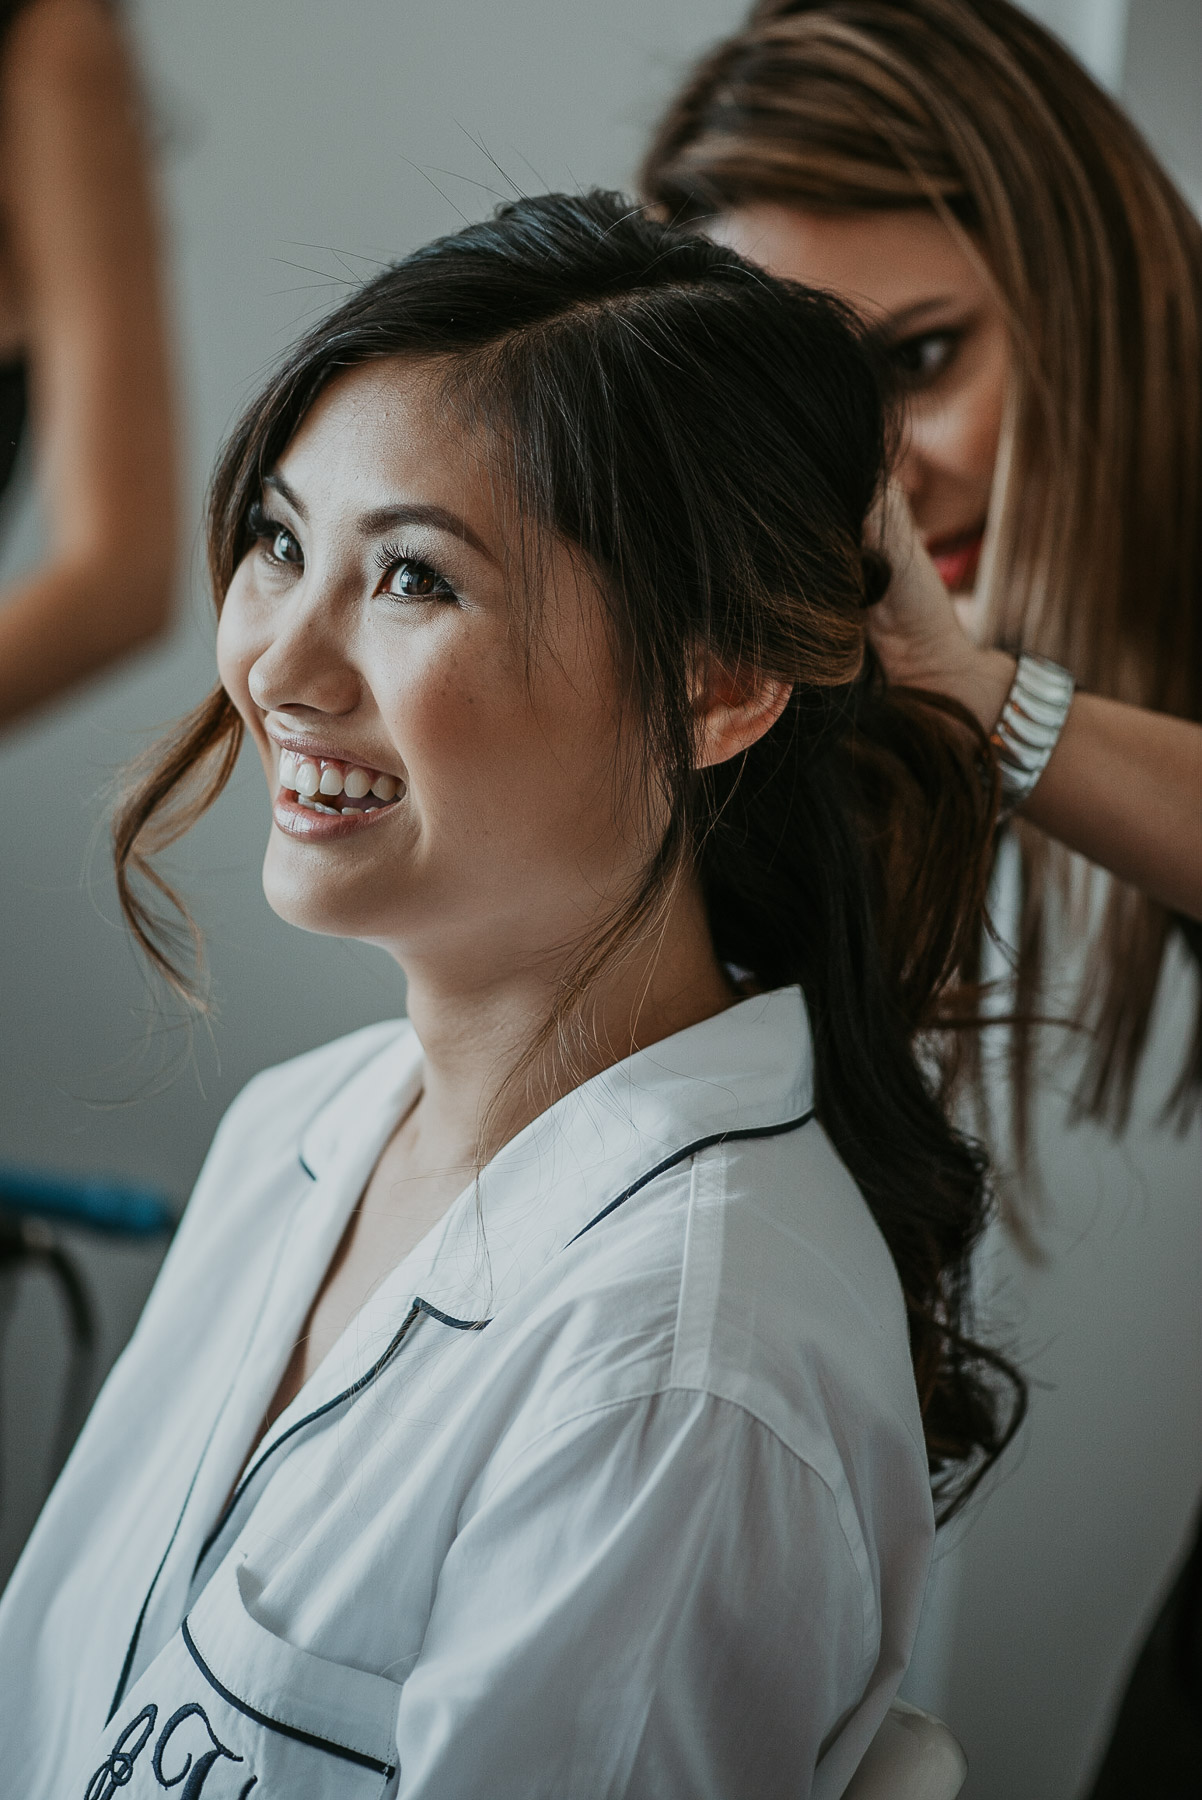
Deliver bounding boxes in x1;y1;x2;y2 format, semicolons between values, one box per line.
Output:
0;1169;175;1238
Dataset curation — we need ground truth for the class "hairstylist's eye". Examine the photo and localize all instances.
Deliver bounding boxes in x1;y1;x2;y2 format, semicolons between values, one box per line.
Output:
885;329;961;390
375;542;458;603
247;500;303;568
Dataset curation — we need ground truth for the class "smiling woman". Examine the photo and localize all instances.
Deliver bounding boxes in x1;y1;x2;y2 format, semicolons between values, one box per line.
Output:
0;192;1021;1797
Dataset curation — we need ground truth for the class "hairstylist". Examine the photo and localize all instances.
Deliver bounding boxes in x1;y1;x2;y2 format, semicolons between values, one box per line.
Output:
0;0;177;730
873;485;1202;1795
642;0;1202;1146
643;4;1202;1788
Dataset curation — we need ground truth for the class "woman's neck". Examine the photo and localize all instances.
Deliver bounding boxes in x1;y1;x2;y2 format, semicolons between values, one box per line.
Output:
396;876;737;1178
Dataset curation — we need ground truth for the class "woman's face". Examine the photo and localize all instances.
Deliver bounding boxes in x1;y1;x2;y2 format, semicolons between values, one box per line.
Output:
217;358;648;979
714;204;1010;596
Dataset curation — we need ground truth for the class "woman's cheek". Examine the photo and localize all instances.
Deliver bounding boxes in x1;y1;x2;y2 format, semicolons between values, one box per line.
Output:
960;372;1007;485
215;579;258;720
949;325;1010;486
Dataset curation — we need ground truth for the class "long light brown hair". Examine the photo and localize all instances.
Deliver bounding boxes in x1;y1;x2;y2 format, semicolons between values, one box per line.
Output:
642;0;1202;1160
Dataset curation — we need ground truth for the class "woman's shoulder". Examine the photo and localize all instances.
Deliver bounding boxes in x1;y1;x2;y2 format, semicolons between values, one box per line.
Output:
502;1113;927;1493
693;1119;928;1463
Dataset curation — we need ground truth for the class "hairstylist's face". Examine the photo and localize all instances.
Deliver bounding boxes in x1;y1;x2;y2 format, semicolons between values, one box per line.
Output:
714;204;1010;597
217;358;647;978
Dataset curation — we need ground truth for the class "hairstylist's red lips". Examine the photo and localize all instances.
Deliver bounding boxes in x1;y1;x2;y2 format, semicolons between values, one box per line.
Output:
924;526;984;594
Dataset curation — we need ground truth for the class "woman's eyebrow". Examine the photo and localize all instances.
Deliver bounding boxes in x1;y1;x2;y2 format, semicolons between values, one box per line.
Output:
264;469;308;520
262;472;498;567
876;296;964;335
356;501;498;566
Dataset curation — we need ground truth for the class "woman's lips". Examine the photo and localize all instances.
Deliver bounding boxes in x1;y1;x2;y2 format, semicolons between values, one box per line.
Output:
272;791;401;841
270;749;406;842
925;527;984;594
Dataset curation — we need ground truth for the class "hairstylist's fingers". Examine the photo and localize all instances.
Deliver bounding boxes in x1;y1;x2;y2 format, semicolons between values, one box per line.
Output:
866;485;1016;731
865;485;974;684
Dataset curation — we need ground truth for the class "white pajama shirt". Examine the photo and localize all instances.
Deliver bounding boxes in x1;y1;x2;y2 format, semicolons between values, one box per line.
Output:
0;986;934;1798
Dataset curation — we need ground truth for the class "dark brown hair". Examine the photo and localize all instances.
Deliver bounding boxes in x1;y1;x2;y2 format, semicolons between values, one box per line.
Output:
642;0;1202;1161
114;190;1022;1514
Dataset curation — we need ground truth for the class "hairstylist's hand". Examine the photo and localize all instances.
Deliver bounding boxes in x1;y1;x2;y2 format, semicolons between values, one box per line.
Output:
866;486;1014;733
867;487;1202;916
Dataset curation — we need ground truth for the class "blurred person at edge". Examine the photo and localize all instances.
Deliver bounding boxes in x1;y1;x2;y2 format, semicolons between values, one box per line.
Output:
643;2;1202;1792
0;0;177;731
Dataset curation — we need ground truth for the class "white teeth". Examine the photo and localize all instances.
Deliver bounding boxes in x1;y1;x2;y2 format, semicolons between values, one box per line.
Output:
296;791;315;808
277;747;400;808
312;800;341;815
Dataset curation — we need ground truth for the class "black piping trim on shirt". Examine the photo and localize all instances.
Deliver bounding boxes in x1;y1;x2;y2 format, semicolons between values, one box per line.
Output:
107;1200;302;1724
116;1106;812;1715
105;1447;210;1725
193;1300;425;1571
190;1295;484;1582
180;1618;396;1776
566;1109;816;1246
197;1118;813;1572
295;1033;413;1183
417;1298;490;1331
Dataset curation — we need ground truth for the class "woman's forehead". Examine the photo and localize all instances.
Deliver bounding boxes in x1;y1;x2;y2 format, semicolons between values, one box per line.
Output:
712;203;990;323
275;357;505;542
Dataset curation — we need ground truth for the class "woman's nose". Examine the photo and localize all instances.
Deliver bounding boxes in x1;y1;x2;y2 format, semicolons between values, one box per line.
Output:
246;598;361;720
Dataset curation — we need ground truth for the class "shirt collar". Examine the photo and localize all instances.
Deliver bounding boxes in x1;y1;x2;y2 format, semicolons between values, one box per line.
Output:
298;986;813;1329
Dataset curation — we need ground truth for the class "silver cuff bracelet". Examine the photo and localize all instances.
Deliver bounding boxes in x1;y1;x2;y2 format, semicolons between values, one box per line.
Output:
990;653;1075;819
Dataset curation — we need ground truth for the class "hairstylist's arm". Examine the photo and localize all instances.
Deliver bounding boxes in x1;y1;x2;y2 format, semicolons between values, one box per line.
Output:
870;493;1202;922
0;0;178;731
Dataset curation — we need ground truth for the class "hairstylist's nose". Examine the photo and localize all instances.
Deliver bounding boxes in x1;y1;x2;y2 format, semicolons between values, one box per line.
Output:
247;607;360;720
894;428;930;517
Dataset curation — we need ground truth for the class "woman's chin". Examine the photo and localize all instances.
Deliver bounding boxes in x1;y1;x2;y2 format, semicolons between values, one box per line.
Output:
261;849;395;944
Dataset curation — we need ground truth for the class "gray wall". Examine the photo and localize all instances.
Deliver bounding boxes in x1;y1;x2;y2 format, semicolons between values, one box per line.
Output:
1;5;1199;1799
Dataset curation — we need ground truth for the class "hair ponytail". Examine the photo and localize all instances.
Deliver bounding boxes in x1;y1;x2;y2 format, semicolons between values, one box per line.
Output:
700;654;1021;1513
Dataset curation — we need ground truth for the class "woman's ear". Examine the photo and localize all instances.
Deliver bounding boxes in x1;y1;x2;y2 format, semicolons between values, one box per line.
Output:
691;653;792;770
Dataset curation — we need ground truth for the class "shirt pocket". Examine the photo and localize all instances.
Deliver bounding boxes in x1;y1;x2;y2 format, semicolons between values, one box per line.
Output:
77;1558;402;1800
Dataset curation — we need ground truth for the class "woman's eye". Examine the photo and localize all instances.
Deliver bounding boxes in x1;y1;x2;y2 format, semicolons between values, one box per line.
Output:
379;555;456;602
887;330;960;388
268;527;303;564
248;503;303;567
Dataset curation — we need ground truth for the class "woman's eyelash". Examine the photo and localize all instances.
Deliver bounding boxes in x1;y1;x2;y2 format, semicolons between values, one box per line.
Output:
374;539;458;599
244;509;455;595
884;328;961;383
246;501;301;565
